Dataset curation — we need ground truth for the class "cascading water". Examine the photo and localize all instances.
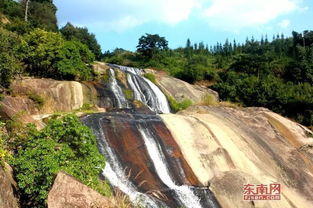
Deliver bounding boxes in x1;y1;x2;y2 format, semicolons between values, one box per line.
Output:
108;64;170;113
138;125;203;208
82;115;165;208
109;68;129;108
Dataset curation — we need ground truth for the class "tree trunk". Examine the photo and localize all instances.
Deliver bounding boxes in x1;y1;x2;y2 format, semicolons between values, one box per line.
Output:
24;0;30;22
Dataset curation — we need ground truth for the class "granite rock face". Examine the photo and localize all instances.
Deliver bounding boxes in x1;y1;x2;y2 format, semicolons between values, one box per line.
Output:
0;165;19;208
156;75;219;104
48;171;113;208
161;106;313;208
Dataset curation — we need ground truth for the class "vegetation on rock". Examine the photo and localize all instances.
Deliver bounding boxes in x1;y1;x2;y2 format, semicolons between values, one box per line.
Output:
167;96;193;112
11;115;107;208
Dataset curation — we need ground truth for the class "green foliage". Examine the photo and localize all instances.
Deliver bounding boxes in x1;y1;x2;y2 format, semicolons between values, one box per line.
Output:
137;33;168;59
56;40;95;80
27;0;58;31
23;28;64;76
167;96;192;112
0;0;23;19
143;73;156;84
123;89;134;100
23;28;94;80
60;23;102;60
12;115;107;208
0;121;10;167
0;28;24;88
27;92;45;108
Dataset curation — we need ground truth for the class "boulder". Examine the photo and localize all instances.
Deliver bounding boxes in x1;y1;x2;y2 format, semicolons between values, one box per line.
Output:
156;75;219;104
48;171;114;208
0;164;19;208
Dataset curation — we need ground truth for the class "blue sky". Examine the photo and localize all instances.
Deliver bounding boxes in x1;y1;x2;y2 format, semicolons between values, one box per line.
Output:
54;0;313;52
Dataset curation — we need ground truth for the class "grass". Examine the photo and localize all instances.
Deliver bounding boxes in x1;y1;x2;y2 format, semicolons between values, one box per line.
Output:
143;73;156;84
200;95;242;109
219;101;243;108
167;96;192;112
200;94;218;106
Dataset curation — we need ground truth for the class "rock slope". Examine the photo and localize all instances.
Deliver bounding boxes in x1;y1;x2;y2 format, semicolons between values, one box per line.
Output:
161;106;313;208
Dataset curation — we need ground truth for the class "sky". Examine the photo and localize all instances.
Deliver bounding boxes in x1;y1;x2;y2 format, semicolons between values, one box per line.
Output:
54;0;313;52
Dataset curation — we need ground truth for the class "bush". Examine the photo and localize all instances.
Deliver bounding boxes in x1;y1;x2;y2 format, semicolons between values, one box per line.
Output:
0;121;10;167
12;115;106;208
27;92;45;108
167;96;192;112
23;29;94;80
0;28;24;88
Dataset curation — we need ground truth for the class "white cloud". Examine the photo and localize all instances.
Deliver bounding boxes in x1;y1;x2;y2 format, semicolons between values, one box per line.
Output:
202;0;301;30
279;19;290;28
55;0;304;32
55;0;202;31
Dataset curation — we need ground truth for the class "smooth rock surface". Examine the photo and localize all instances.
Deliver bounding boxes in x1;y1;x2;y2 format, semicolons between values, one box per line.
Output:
48;171;113;208
161;106;313;208
0;165;19;208
156;75;219;104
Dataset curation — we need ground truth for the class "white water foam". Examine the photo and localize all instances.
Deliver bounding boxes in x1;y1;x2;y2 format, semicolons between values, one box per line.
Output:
138;125;202;208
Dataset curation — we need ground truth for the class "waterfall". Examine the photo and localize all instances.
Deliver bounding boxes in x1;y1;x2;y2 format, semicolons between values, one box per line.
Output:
109;68;129;108
138;125;203;208
108;64;170;113
82;64;220;208
82;115;164;208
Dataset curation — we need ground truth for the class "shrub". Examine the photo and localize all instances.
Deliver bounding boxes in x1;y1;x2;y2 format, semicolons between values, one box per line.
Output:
27;92;45;108
12;115;107;208
167;96;192;112
0;121;10;167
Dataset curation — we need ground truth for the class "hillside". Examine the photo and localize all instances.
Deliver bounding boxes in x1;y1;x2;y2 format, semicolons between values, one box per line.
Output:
1;63;313;208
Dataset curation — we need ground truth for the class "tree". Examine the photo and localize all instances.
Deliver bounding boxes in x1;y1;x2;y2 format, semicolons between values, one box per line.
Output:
23;29;94;80
20;0;58;31
0;0;23;18
136;33;168;59
24;0;30;21
0;28;24;88
56;40;95;80
60;23;102;60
